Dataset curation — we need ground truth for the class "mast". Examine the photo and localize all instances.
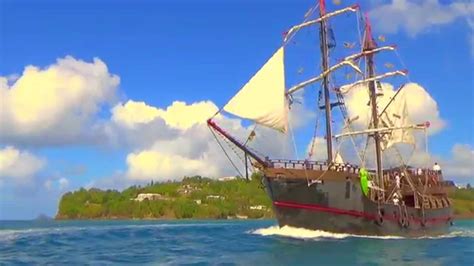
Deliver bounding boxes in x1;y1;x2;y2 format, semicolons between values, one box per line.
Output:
319;0;333;164
363;15;383;193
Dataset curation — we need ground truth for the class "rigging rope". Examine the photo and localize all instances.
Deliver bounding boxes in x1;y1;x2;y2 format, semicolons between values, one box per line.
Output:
283;2;319;47
394;50;412;83
288;117;311;186
243;123;258;146
209;126;245;178
355;11;364;52
308;88;322;159
220;131;247;167
329;67;364;166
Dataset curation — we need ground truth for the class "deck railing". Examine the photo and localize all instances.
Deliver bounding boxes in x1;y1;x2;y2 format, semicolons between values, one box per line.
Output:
268;159;360;174
267;159;447;184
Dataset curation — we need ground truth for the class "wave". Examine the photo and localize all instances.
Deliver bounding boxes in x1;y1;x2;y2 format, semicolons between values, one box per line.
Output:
249;225;474;240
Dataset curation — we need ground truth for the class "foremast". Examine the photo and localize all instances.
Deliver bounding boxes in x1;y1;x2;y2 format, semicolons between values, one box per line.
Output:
318;0;333;164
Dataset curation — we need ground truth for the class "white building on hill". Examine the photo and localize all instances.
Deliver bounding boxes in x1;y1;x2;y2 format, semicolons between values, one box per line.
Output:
132;193;168;202
218;176;237;181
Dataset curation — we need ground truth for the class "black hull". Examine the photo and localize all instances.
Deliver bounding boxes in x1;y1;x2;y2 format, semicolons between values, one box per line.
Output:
263;174;453;237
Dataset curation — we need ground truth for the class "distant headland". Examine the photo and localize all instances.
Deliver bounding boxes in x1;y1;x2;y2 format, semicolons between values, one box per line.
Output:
56;173;474;220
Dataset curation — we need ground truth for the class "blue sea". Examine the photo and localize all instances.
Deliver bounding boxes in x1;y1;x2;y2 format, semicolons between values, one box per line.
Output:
0;219;473;265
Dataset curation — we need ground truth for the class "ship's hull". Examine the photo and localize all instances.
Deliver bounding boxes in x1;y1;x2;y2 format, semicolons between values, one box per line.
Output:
263;172;453;237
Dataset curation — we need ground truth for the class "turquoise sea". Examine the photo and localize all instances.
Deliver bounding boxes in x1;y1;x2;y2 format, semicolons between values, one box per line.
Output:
0;219;473;265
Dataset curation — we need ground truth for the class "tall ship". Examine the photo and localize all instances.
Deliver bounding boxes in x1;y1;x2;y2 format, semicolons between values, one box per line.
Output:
207;0;454;236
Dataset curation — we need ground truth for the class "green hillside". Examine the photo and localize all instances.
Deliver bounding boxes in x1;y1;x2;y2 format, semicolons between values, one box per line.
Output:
56;174;272;220
450;187;474;218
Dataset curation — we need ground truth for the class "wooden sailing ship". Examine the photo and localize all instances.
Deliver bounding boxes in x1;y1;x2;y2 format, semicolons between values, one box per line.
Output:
207;0;454;236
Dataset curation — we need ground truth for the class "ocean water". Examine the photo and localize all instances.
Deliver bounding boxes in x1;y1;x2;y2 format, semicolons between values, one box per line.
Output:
0;219;473;265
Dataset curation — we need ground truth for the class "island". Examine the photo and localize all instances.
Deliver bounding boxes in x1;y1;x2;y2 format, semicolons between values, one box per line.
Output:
56;173;474;220
57;174;272;220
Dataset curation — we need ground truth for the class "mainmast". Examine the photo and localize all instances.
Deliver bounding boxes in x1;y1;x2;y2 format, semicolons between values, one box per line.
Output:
318;0;333;164
363;16;383;191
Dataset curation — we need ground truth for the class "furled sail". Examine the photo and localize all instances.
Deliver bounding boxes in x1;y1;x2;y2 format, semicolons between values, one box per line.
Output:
380;99;415;150
334;152;344;164
223;47;288;133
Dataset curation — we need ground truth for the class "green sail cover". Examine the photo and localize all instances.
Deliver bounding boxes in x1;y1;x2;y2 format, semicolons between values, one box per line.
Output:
359;168;369;196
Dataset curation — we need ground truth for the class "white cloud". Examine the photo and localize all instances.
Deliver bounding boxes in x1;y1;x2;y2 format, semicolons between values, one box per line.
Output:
119;100;229;181
343;82;445;134
120;99;295;181
111;100;162;127
401;143;474;179
126;150;218;181
0;56;120;146
58;177;69;190
440;144;474;179
370;0;474;37
306;82;446;167
306;137;328;161
112;100;219;130
0;146;45;183
44;177;70;191
108;100;223;151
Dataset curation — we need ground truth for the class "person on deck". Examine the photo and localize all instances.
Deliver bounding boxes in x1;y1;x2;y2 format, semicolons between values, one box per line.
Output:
417;168;423;176
395;172;401;189
392;192;400;205
433;162;441;173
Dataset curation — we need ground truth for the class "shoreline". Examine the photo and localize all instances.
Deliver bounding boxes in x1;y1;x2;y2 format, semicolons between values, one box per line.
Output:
54;215;474;221
453;214;474;220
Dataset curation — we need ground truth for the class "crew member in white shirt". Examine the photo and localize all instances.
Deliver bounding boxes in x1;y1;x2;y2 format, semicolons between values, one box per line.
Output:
433;162;441;173
395;173;401;189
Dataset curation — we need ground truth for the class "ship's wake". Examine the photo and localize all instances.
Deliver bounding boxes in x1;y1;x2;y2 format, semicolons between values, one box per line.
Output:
249;225;474;240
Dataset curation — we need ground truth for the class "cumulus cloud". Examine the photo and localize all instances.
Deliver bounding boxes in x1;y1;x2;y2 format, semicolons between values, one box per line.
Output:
400;144;474;179
126;150;218;181
306;137;328;161
116;100;228;181
370;0;474;37
111;100;162;127
0;56;120;146
107;100;230;151
305;82;446;167
440;144;474;179
343;82;445;134
112;100;219;130
120;101;239;181
0;146;45;183
117;99;295;181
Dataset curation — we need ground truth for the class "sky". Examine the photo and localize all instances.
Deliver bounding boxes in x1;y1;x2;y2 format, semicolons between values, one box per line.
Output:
0;0;473;219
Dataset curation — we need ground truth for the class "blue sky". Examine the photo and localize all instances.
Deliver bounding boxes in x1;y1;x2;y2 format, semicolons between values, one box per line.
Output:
0;0;473;219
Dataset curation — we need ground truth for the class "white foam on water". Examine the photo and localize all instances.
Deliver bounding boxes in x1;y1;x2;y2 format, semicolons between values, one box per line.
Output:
251;225;347;239
249;225;474;240
415;230;474;239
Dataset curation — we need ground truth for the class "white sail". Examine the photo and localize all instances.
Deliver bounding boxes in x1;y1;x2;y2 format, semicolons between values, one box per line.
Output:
223;47;288;133
381;99;415;150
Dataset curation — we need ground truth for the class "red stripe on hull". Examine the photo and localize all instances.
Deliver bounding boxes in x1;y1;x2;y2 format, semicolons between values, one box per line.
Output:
273;201;451;225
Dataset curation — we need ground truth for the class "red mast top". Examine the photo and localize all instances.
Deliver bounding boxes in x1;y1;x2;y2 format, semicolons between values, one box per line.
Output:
363;13;377;51
319;0;326;15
